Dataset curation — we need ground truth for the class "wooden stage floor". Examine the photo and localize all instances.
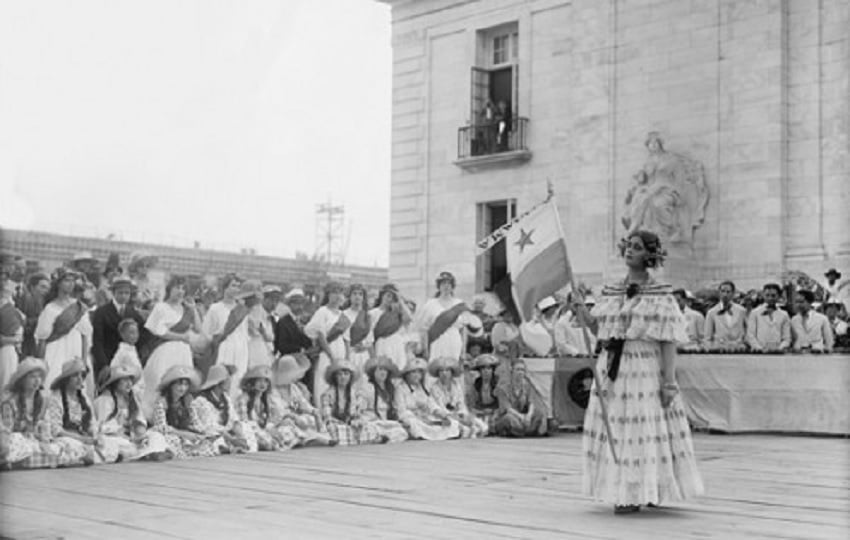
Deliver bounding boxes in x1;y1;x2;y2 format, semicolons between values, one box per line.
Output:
1;433;847;540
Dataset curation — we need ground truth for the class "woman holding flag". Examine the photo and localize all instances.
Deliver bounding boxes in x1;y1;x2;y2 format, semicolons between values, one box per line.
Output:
414;272;470;362
582;230;703;514
370;284;413;371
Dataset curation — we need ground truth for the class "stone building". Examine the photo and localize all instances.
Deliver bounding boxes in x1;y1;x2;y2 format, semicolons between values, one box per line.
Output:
379;0;849;301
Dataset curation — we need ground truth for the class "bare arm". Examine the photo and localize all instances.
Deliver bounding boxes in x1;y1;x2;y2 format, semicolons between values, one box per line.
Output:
659;341;678;407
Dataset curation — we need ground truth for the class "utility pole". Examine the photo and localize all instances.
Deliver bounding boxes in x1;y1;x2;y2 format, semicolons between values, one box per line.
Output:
315;198;345;266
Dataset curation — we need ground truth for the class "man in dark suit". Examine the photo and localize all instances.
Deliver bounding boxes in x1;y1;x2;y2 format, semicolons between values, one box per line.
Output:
273;288;313;356
91;276;149;378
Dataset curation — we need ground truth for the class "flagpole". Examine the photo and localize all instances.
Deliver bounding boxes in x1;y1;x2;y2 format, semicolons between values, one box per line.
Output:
548;185;620;465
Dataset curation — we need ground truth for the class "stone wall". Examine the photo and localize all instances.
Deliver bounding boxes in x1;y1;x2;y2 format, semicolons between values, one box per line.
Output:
384;0;849;299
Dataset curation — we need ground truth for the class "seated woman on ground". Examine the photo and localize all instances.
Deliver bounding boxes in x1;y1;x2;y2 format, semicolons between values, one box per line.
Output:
321;360;383;445
428;357;487;438
45;358;101;465
466;354;501;434
360;356;409;444
395;357;460;441
493;359;548;437
269;355;333;449
93;363;170;462
151;365;221;459
1;358;80;469
195;364;257;453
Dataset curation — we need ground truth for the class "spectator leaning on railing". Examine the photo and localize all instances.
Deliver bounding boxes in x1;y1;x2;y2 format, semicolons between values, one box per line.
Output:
745;283;791;353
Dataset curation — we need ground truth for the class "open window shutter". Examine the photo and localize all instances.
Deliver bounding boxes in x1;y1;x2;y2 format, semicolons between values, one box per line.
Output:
471;66;490;126
511;64;519;116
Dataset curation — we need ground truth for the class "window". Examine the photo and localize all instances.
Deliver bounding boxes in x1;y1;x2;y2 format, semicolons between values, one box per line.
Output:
476;199;517;292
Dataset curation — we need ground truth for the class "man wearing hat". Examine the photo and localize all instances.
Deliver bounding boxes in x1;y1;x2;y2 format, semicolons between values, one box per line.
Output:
273;288;313;357
261;284;283;346
91;275;148;379
823;269;844;303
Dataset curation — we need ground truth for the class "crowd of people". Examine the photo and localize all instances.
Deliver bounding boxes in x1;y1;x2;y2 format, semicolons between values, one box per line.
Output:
0;248;555;471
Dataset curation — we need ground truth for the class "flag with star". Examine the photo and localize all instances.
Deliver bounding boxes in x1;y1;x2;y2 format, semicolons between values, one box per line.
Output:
505;198;572;321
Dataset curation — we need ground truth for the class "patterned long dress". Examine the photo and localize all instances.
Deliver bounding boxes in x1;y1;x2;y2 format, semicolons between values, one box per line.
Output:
395;380;460;441
236;391;286;451
583;281;704;506
0;393;77;469
320;386;382;445
360;383;409;443
467;376;500;434
151;396;221;459
92;391;170;461
269;384;332;448
193;393;258;453
45;390;99;464
429;378;487;438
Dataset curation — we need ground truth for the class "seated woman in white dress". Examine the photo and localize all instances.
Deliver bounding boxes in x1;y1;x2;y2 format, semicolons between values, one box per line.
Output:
321;360;384;445
360;356;409;444
151;365;221;459
268;356;333;449
236;365;284;451
45;359;100;465
427;357;487;438
94;364;170;462
396;357;460;441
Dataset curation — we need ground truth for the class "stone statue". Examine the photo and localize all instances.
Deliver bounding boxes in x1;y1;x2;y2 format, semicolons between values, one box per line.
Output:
622;132;709;247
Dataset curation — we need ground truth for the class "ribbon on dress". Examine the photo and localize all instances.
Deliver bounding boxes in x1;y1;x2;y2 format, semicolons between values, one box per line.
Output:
45;301;87;344
348;309;371;348
325;312;351;344
372;309;403;341
427;302;469;345
0;302;24;337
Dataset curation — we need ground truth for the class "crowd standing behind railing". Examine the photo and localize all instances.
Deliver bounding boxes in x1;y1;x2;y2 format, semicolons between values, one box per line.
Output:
0;248;847;471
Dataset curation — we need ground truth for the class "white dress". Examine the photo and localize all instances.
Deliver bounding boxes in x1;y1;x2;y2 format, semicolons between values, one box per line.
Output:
369;306;408;371
416;297;467;361
0;302;23;394
304;306;348;408
34;301;93;390
142;302;194;420
203;301;250;401
246;305;275;369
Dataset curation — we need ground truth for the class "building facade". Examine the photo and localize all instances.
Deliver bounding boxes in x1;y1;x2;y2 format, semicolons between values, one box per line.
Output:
381;0;849;301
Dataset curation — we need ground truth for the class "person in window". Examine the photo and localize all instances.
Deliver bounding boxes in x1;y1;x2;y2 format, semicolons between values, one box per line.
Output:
495;100;512;152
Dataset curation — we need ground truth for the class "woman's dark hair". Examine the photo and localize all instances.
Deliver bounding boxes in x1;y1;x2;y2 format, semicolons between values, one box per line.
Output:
246;385;270;428
368;373;398;421
331;377;353;423
163;380;193;430
618;230;666;269
27;272;50;290
15;390;44;432
404;372;429;397
201;388;230;425
60;386;93;434
345;283;368;311
106;384;140;423
165;275;187;301
473;374;499;407
221;273;242;292
719;280;736;292
320;281;344;306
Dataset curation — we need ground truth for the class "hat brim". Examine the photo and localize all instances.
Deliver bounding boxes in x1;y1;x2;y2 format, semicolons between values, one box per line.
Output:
100;371;141;392
49;366;89;391
324;365;359;386
200;365;237;391
157;371;201;393
365;361;400;380
427;362;461;378
6;365;48;393
273;366;309;386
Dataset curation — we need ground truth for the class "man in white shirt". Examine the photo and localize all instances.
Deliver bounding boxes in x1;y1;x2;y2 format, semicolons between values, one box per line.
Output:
824;301;849;339
704;281;747;352
554;295;597;356
746;283;791;353
673;289;704;352
790;290;834;353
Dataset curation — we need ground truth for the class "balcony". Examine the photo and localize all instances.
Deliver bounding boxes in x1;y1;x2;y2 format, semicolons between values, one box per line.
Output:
455;117;531;171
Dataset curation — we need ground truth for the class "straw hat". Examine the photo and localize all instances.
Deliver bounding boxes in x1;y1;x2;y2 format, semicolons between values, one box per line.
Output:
272;355;310;386
825;268;842;279
200;364;237;391
71;251;97;263
127;251;158;273
6;357;47;392
238;279;263;300
262;284;283;296
472;354;500;370
284;288;305;300
157;365;201;393
401;357;428;377
99;364;141;392
55;267;82;282
364;356;400;380
110;274;135;289
241;365;273;390
324;359;359;386
50;358;89;391
427;357;462;378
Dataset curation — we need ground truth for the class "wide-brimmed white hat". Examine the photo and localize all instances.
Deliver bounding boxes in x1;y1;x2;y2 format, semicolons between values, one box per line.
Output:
72;251;97;263
272;355;310;386
49;358;89;391
401;357;428;377
472;354;500;370
240;365;273;390
364;356;400;380
428;357;462;378
99;364;141;393
200;364;237;391
284;288;305;300
238;279;263;300
6;357;48;393
157;365;201;393
324;359;359;386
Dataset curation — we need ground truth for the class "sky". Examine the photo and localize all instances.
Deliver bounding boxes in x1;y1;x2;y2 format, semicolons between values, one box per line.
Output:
0;0;392;267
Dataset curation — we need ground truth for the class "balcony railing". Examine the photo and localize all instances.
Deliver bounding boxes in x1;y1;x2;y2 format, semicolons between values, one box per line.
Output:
456;117;531;167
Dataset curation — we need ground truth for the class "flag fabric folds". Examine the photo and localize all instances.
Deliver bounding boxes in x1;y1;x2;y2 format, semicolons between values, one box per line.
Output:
505;199;572;321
